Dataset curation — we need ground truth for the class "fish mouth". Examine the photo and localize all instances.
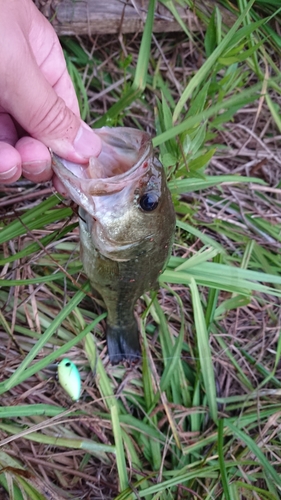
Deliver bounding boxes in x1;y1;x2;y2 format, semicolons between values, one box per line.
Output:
94;232;155;261
79;205;155;260
52;127;152;218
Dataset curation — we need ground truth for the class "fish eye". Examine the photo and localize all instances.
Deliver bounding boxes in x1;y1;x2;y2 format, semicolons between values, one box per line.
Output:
139;192;159;212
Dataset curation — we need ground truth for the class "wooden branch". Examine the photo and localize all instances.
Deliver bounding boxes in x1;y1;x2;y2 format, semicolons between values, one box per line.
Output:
37;0;198;36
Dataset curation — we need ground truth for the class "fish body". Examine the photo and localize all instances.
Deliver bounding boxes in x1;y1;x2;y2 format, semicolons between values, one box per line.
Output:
52;127;175;363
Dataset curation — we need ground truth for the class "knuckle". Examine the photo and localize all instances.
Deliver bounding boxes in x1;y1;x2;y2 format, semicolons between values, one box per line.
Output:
30;96;77;142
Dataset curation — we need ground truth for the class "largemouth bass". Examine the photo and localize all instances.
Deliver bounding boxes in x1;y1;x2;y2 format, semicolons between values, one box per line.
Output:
52;127;175;363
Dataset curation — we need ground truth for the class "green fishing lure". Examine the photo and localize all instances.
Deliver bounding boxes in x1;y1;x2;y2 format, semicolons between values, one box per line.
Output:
57;358;81;401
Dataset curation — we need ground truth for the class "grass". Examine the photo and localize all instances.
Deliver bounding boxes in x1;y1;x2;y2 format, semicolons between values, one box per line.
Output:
1;0;281;498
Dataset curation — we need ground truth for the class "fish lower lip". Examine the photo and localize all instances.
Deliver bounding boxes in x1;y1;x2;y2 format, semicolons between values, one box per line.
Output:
101;234;154;251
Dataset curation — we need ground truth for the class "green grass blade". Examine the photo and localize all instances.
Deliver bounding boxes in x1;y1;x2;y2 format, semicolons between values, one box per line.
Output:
89;334;128;490
189;278;217;422
154;80;265;146
173;0;256;122
0;423;114;456
10;313;106;388
133;0;156;89
0;195;66;244
218;419;231;500
0;285;90;394
93;0;155;128
141;317;162;470
226;420;281;487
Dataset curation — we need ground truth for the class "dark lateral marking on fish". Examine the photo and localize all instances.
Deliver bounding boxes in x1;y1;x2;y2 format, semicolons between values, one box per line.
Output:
78;212;87;223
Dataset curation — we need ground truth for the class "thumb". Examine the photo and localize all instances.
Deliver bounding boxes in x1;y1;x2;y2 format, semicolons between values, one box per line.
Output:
1;32;101;162
29;92;102;162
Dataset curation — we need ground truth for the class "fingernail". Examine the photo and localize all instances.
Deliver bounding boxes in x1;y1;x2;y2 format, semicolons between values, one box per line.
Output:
74;123;102;158
0;165;18;181
22;160;50;176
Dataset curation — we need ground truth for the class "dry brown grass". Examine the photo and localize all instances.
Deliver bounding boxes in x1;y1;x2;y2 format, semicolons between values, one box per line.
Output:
1;9;281;499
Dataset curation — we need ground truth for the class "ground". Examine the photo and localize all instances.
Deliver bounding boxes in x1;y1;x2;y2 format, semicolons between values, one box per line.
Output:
0;2;281;499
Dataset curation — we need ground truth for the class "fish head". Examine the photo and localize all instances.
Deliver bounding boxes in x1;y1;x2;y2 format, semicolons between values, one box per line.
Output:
52;127;175;261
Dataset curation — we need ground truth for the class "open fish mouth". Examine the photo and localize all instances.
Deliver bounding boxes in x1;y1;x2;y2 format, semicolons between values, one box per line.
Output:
52;127;152;218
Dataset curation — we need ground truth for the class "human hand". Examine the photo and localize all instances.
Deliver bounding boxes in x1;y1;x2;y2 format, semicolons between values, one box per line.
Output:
0;0;101;185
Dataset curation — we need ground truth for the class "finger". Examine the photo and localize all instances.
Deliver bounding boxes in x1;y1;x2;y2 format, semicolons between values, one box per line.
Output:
0;142;21;183
16;137;53;182
27;1;80;116
52;174;69;196
26;4;80;117
0;4;101;163
0;111;19;145
52;68;80;118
